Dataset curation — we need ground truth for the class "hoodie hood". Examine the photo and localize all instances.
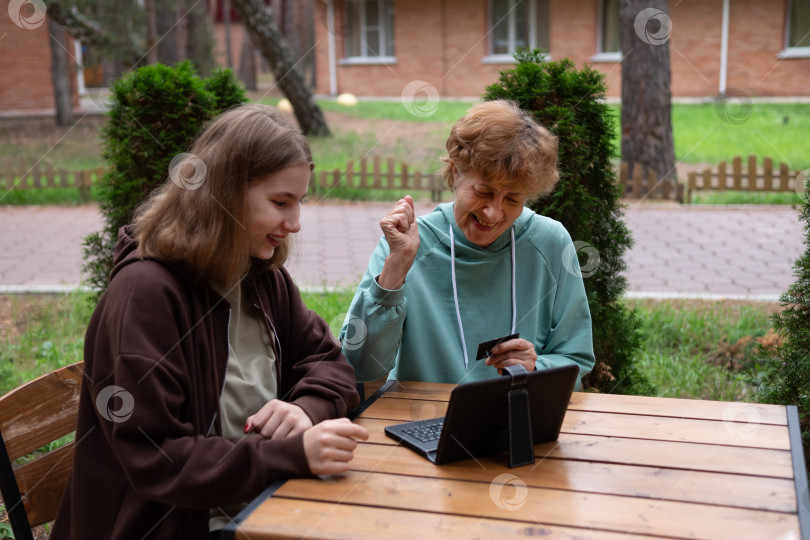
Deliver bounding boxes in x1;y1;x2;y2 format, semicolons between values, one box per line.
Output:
109;225;145;283
109;225;195;284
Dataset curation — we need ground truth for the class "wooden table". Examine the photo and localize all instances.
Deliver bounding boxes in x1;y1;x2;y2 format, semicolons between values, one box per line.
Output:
225;381;809;539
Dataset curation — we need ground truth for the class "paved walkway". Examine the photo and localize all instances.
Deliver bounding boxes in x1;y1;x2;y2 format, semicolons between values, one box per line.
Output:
0;202;804;301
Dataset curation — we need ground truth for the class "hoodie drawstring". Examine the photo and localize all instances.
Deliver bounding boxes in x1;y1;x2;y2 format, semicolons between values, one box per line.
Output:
450;225;516;370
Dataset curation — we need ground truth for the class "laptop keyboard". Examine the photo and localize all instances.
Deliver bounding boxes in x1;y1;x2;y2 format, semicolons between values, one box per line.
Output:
402;420;444;442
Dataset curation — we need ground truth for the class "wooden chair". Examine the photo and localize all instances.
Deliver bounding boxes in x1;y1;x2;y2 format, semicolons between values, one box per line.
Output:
0;362;83;540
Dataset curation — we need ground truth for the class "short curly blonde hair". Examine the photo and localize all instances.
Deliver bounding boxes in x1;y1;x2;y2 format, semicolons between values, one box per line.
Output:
440;100;559;201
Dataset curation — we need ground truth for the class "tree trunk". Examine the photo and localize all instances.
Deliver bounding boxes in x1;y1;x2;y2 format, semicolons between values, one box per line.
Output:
238;29;257;90
44;1;104;46
619;0;677;183
231;0;331;136
184;0;216;75
48;17;74;126
156;0;180;65
224;0;234;68
144;0;159;64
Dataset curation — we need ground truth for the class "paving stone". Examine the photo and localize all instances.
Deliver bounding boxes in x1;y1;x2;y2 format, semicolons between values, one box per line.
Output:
0;203;805;299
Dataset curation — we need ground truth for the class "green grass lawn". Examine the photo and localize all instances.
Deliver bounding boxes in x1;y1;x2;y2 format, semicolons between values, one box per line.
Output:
312;98;475;125
603;102;810;171
0;292;779;404
671;103;810;171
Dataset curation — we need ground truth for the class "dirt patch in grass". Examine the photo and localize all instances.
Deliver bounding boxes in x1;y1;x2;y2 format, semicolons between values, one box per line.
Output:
0;109;451;173
317;110;451;171
0;294;66;345
0;295;12;345
629;297;784;317
0;115;107;171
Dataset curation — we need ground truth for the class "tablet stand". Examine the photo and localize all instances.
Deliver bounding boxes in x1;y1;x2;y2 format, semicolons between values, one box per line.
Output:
503;365;535;468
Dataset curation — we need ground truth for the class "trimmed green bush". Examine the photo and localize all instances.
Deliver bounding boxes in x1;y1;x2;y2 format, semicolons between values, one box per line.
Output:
757;196;810;474
204;67;251;112
83;62;246;293
484;49;651;395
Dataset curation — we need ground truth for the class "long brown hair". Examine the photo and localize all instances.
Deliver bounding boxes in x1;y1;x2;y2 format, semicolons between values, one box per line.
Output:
133;104;313;288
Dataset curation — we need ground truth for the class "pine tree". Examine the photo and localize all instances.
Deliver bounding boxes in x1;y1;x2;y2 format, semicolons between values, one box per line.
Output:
758;190;810;473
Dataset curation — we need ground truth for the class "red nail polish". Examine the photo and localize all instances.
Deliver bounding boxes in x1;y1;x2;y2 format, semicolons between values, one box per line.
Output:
244;423;251;434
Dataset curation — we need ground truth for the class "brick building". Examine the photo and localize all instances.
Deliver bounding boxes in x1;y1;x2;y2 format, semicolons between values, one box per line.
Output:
0;5;80;115
314;0;810;99
3;0;807;115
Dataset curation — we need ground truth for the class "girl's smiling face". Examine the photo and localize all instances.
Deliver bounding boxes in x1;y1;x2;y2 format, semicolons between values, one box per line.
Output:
245;163;310;260
452;170;526;247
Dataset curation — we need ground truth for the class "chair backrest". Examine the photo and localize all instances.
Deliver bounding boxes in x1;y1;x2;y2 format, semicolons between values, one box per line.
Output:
0;362;83;540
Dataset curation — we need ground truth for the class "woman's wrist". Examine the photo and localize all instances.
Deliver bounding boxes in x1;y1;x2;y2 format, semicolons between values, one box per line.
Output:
377;254;412;290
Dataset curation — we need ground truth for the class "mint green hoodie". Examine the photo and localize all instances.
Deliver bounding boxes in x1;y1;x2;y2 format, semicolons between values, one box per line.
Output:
339;203;594;388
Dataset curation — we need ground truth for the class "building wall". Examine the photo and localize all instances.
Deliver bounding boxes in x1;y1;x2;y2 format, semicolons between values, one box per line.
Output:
1;11;81;114
726;0;808;96
1;12;58;112
314;0;810;99
315;0;511;98
545;0;621;97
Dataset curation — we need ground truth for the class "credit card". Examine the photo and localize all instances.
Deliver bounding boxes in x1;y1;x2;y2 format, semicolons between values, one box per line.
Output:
476;333;520;360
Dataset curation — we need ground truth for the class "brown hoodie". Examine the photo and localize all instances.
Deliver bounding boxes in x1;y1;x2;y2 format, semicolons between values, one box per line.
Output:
50;227;360;539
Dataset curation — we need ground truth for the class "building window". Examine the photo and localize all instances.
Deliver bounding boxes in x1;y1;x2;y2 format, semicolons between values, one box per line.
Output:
600;0;620;53
342;0;395;63
485;0;550;62
777;0;810;59
592;0;621;62
788;0;810;47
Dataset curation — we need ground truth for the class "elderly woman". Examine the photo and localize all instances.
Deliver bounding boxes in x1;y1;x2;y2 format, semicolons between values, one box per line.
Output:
339;100;595;388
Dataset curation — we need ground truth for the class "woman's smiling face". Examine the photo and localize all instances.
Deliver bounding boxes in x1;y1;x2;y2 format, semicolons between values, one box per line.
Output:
452;170;526;247
245;163;310;260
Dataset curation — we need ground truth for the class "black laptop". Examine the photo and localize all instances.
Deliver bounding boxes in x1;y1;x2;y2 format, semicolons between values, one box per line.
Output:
384;363;579;466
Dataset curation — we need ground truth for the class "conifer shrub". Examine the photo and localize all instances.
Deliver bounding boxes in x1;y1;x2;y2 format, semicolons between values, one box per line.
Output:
83;62;246;293
757;193;810;474
483;49;652;394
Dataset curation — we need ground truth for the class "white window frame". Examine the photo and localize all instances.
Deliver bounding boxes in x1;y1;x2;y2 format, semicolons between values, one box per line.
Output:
339;0;397;65
591;0;621;63
483;0;551;64
777;0;810;58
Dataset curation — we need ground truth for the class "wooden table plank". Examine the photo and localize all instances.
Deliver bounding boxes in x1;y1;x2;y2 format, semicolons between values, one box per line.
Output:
273;471;801;540
542;433;795;479
377;384;787;425
350;442;797;513
234;384;804;540
353;418;795;478
364;396;449;421
568;392;788;425
562;409;790;450
379;380;454;401
361;399;791;450
237;498;667;540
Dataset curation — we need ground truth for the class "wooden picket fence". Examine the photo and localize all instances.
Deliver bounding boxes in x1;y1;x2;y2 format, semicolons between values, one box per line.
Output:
313;157;685;202
311;156;447;201
0;156;450;203
0;158;104;202
684;155;801;203
1;155;803;206
314;158;690;203
618;161;684;202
